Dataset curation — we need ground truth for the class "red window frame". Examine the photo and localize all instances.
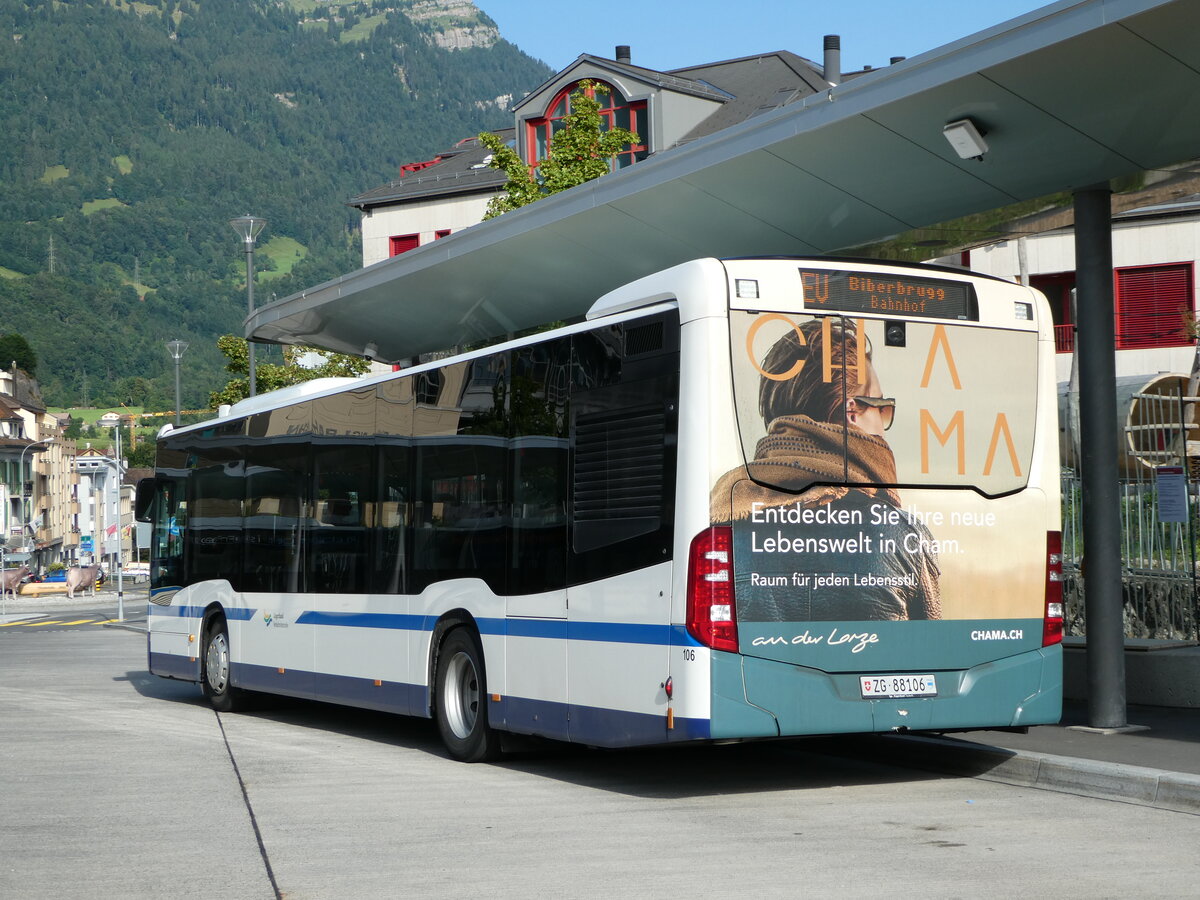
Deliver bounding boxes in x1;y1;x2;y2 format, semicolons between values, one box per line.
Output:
525;80;648;170
389;234;419;257
1114;262;1194;350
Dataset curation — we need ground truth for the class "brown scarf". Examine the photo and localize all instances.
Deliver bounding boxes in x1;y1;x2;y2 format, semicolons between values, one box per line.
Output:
711;415;902;522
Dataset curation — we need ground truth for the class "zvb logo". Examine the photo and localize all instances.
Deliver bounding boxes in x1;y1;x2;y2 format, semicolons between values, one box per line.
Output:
263;611;273;627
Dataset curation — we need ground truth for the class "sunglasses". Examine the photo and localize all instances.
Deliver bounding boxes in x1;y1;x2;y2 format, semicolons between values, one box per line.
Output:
852;395;896;430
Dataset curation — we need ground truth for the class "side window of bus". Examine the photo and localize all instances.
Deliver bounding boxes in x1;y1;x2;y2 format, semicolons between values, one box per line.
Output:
411;354;509;594
188;456;245;588
510;339;569;594
375;442;409;594
311;444;372;594
244;442;309;594
569;315;679;583
148;477;186;589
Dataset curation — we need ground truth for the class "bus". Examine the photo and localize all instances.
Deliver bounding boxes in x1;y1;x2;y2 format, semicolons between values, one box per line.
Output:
136;257;1062;762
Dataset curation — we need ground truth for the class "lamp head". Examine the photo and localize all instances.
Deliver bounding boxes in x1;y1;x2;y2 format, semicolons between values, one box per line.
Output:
229;214;266;245
942;118;989;160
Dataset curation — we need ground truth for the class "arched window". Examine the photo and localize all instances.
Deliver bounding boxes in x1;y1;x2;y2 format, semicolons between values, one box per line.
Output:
526;80;648;170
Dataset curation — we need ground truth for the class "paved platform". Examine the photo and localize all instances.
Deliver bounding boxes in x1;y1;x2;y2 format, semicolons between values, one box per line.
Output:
5;590;1197;813
873;700;1200;814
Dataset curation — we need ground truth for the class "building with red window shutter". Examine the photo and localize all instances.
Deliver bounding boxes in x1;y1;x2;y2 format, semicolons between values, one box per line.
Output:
954;193;1200;384
350;42;867;269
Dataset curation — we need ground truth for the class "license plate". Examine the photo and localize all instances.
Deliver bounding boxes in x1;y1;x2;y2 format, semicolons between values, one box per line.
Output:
860;674;937;699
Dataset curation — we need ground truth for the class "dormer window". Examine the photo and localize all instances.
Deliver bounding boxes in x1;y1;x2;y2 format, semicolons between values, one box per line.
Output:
527;80;648;170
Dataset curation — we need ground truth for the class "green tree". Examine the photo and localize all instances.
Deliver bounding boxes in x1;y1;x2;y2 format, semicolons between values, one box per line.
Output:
478;81;638;219
209;335;372;407
125;440;158;468
0;333;38;376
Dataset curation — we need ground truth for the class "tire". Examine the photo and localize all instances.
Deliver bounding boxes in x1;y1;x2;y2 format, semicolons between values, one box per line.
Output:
201;615;251;713
435;628;501;762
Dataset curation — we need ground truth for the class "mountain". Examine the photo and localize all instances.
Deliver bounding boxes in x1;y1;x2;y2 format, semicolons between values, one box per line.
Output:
0;0;551;408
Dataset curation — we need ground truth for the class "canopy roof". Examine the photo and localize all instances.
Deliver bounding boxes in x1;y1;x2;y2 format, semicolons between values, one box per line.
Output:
249;0;1200;363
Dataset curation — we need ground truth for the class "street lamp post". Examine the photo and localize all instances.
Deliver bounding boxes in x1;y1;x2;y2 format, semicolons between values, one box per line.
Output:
109;423;125;622
229;214;266;397
166;339;188;425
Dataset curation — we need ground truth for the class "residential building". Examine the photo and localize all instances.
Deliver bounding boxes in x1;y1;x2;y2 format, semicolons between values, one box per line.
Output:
0;365;77;572
74;445;129;571
351;41;876;268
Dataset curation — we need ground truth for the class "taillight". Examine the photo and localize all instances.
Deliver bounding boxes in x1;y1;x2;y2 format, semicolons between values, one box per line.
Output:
686;526;738;653
1043;531;1064;646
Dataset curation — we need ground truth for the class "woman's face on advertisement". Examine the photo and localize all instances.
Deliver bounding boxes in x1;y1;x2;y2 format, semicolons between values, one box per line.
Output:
846;361;888;437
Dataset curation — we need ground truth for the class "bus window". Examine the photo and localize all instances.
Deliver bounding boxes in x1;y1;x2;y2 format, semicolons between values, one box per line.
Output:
244;443;308;594
569;317;679;582
411;355;509;593
143;477;186;589
188;458;244;587
374;441;410;594
510;339;569;594
312;444;372;594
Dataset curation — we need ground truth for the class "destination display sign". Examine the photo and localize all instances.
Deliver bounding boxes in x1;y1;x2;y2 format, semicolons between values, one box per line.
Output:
799;268;977;321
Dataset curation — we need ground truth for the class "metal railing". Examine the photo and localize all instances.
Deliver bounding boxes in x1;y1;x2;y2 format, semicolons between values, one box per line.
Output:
1060;379;1200;641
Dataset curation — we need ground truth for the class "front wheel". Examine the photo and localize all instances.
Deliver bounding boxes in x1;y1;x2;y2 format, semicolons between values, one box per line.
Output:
435;628;500;762
201;616;251;713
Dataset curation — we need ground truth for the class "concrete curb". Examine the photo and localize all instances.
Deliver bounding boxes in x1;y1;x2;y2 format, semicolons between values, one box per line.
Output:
0;591;145;616
876;733;1200;815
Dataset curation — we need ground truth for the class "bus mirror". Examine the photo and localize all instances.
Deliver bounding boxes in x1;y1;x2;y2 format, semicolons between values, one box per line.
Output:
134;477;159;524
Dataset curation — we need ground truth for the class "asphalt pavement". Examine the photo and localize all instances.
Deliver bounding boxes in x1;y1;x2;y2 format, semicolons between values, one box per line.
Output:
5;588;1198;814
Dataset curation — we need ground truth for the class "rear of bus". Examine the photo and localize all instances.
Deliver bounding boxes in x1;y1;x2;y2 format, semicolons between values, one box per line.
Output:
689;258;1062;738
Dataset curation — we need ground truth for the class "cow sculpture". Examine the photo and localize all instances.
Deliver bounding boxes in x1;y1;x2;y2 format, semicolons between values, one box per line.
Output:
1;565;30;601
66;565;102;599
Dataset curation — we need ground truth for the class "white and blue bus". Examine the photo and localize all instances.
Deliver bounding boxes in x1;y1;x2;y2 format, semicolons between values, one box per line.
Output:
136;257;1062;761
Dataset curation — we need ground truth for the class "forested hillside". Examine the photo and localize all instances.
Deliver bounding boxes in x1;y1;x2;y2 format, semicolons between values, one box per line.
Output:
0;0;550;408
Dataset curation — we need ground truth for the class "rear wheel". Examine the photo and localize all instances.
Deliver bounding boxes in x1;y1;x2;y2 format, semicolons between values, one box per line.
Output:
435;628;500;762
201;616;251;713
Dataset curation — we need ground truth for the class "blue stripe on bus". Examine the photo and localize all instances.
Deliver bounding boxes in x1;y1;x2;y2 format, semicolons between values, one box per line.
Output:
147;602;705;647
231;661;430;718
494;618;680;644
294;611;426;630
289;611;704;647
148;605;257;621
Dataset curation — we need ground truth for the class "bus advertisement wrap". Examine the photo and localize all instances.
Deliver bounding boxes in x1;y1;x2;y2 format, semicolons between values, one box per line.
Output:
713;309;1047;671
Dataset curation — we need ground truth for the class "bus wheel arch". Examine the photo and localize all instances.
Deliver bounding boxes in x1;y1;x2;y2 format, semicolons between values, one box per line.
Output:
200;606;250;713
426;609;476;714
431;618;500;763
